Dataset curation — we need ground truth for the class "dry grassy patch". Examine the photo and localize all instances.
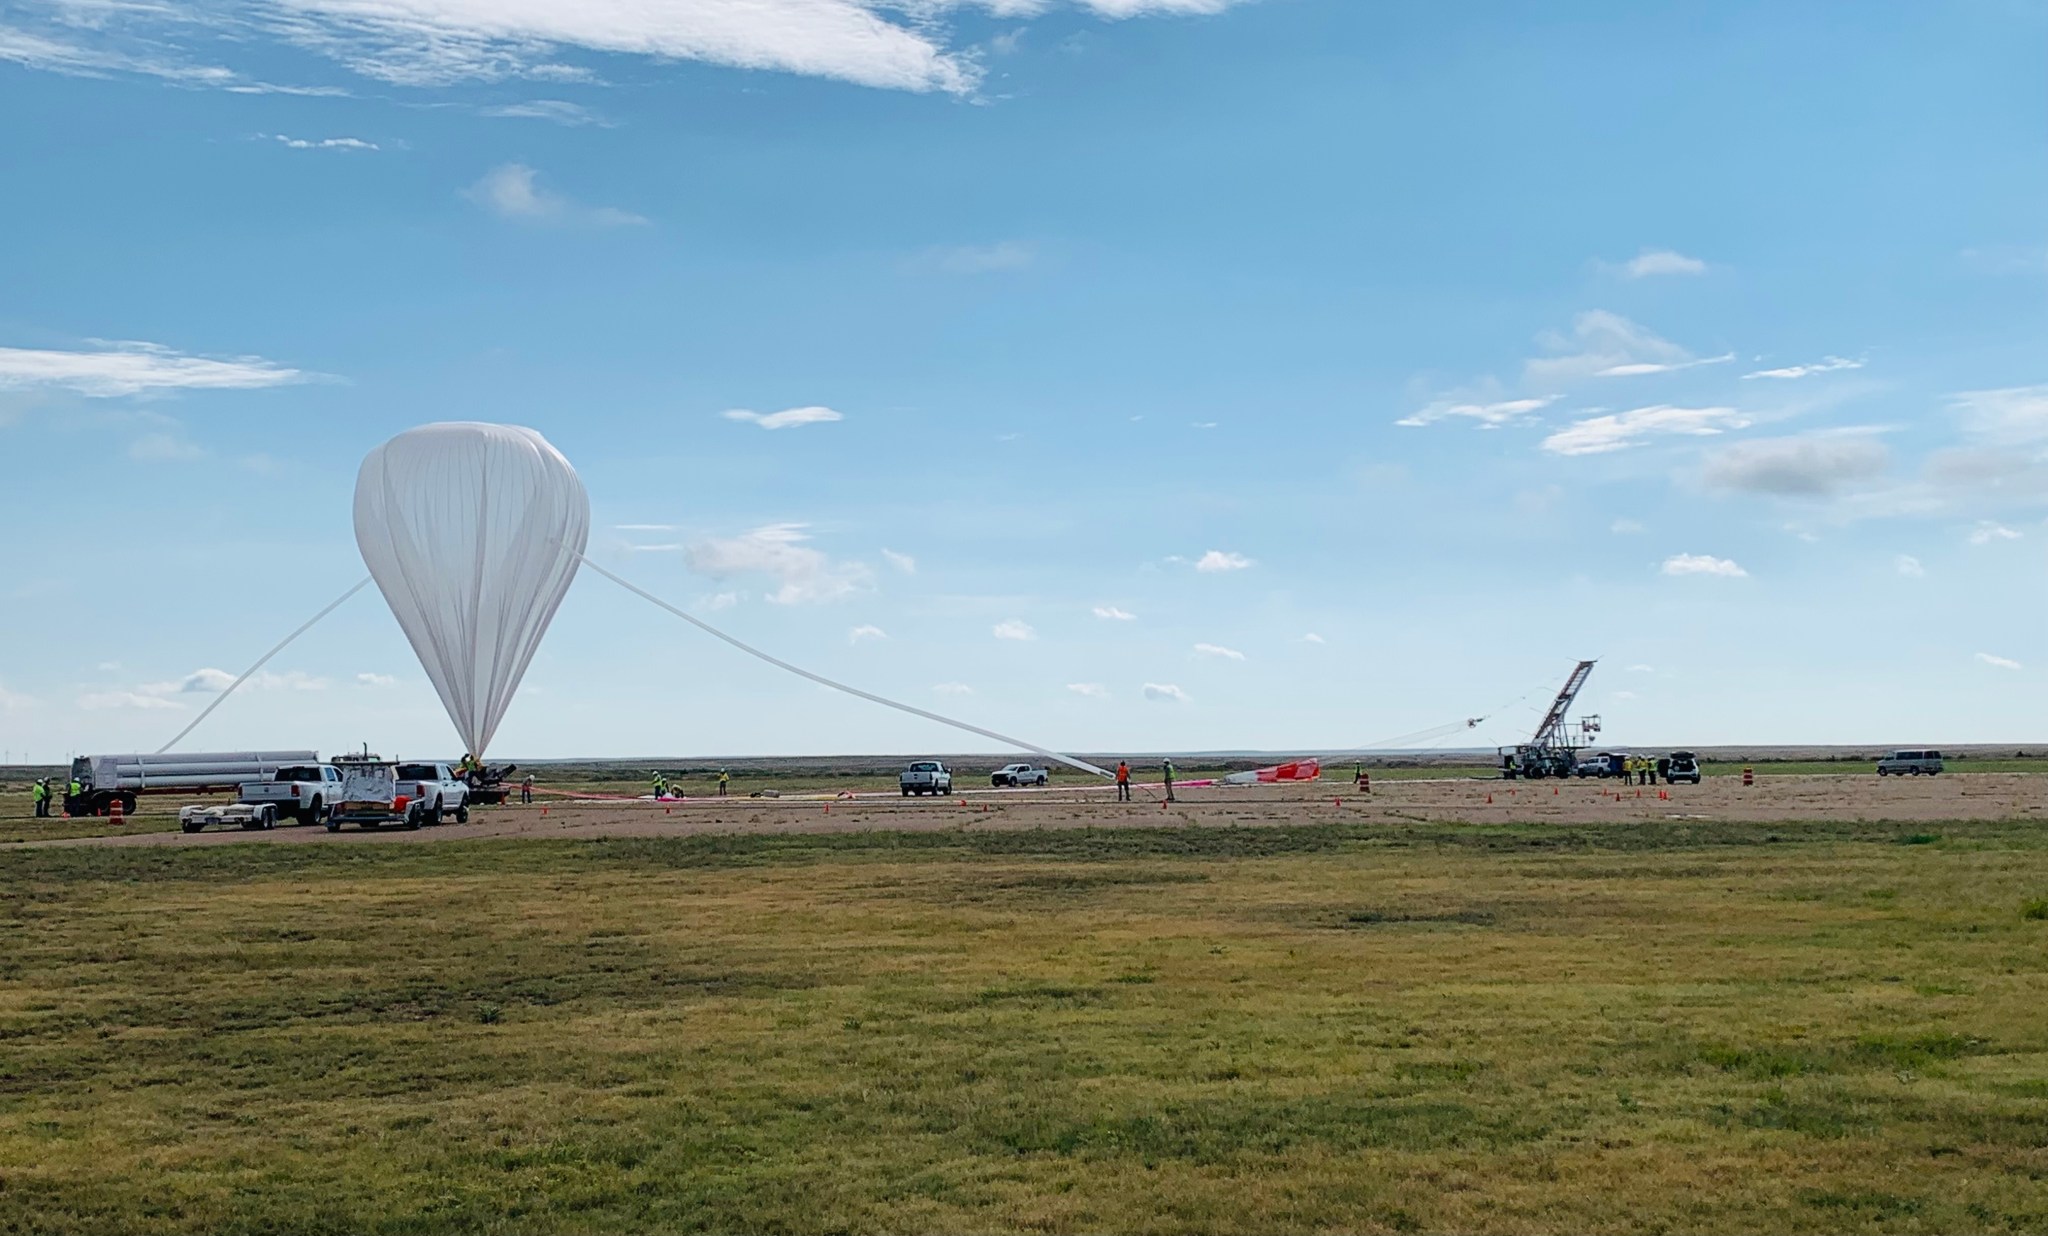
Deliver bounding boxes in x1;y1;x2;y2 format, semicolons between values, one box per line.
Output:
4;823;2048;1232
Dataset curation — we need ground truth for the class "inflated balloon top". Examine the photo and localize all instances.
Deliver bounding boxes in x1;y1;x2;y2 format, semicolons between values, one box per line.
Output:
354;423;589;758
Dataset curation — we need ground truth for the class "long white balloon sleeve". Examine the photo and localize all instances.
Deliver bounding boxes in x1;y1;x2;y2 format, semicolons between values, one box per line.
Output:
354;423;589;758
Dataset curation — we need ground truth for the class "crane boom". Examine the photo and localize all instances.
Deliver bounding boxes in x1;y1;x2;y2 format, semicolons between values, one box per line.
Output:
1529;660;1597;748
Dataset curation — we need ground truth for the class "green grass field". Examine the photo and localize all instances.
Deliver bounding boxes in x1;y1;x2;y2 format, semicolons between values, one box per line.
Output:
6;818;2048;1233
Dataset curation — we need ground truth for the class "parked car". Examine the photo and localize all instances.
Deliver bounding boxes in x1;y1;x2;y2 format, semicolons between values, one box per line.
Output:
991;763;1050;788
238;763;343;825
900;761;954;796
1575;752;1625;779
393;761;471;822
1877;749;1944;776
1663;751;1703;785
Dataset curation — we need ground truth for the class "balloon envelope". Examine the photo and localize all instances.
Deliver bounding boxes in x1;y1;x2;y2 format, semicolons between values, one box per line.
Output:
354;423;589;758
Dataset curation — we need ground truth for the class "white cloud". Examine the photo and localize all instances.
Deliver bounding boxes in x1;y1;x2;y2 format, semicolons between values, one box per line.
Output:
269;133;378;150
1066;682;1109;698
1300;633;1325;644
1143;682;1189;703
1525;311;1700;387
1596;352;1735;378
1;1;1256;101
684;523;871;605
1627;664;1655;673
614;523;676;532
624;542;681;552
157;667;236;695
464;162;646;226
1947;386;2048;445
356;671;399;687
722;405;843;430
1742;356;1864;380
881;548;916;574
0;340;305;397
1191;420;1218;429
1621;249;1707;278
1977;652;2023;671
933;681;973;696
1967;521;2021;545
1610;518;1646;534
127;432;206;461
992;619;1035;641
1193;642;1245;660
1194;549;1253;572
1396;395;1556;429
1611;690;1637;701
1700;432;1890;497
1542;405;1749;456
1895;555;1925;578
925;240;1034;274
848;623;887;643
700;591;740;611
480;100;610;126
1661;553;1748;578
96;661;120;672
1092;605;1136;621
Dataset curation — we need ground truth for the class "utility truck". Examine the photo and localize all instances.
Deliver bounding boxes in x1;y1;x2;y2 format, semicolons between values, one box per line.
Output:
66;749;318;817
325;753;425;832
900;761;953;796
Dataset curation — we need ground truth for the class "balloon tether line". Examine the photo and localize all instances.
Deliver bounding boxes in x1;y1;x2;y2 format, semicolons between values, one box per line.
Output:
155;577;373;755
579;555;1112;780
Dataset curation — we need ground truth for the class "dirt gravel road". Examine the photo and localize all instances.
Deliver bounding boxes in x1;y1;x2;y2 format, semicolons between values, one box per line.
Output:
17;772;2044;850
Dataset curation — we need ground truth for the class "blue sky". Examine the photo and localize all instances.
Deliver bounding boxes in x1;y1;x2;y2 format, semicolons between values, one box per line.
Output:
2;0;2044;762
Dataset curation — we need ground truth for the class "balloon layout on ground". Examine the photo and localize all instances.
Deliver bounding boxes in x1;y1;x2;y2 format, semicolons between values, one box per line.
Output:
354;423;589;759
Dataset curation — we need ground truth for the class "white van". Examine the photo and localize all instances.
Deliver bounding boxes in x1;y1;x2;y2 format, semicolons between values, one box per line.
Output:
1877;750;1944;776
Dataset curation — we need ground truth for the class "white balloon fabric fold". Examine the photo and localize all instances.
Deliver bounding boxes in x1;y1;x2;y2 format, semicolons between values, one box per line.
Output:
354;423;589;759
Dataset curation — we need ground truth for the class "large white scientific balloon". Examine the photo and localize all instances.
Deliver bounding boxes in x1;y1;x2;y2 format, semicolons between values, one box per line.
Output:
354;423;589;758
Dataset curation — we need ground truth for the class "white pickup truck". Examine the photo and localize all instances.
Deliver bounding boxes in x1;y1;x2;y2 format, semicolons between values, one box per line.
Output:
899;761;954;796
241;763;343;824
179;762;342;832
392;761;470;824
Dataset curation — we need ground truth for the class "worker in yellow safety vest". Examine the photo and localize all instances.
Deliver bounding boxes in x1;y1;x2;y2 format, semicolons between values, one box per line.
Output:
652;773;668;798
31;778;49;818
717;770;730;797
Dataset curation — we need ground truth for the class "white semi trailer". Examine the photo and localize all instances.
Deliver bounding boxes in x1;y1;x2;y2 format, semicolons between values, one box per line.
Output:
64;750;319;817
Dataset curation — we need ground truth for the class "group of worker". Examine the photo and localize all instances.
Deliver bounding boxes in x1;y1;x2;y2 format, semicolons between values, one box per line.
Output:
1112;759;1172;802
652;769;730;799
26;777;82;818
1623;755;1669;785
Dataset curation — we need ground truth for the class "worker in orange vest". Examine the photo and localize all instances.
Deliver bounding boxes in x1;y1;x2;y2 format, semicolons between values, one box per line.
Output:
1115;761;1131;802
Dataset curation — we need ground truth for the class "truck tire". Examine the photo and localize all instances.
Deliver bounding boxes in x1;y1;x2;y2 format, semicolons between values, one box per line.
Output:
455;802;469;824
901;788;909;797
404;805;422;831
307;796;325;826
121;793;138;816
182;820;205;834
325;818;342;833
261;805;277;830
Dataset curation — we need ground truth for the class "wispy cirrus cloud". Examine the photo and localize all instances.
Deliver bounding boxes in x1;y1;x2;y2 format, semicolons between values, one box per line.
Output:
722;405;843;430
1143;682;1189;703
1193;642;1245;660
1067;682;1109;698
922;240;1034;274
848;623;887;644
1092;605;1136;621
992;619;1035;641
0;339;307;397
1743;356;1864;380
2;0;1260;100
1542;405;1749;456
1977;652;2023;670
1396;395;1555;429
266;133;378;150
